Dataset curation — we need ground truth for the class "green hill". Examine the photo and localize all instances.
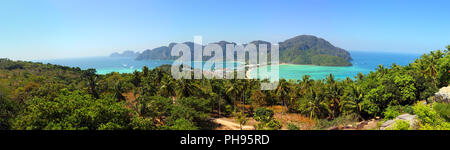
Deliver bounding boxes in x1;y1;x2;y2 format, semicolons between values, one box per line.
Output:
278;35;352;66
134;35;352;66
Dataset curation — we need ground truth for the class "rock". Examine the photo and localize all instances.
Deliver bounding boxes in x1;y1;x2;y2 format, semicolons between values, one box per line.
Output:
376;116;380;120
380;120;396;129
328;126;339;130
397;114;416;120
380;114;418;130
434;86;450;103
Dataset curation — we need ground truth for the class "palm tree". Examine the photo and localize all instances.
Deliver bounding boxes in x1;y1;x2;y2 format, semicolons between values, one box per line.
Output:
299;75;312;95
355;73;364;83
422;50;444;86
113;81;126;101
131;70;141;87
304;88;328;120
226;79;240;110
342;83;364;115
211;80;225;117
238;79;249;112
325;74;342;119
142;66;149;77
131;70;141;97
159;75;176;98
377;65;387;77
276;79;290;116
175;79;201;98
82;68;99;99
153;68;165;86
141;75;157;96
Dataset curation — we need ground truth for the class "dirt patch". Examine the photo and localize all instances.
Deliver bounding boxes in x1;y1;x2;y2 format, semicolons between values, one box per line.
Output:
274;112;315;130
266;105;288;113
123;92;139;109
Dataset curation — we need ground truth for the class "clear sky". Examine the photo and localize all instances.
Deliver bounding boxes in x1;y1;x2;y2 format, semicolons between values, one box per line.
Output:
1;0;449;60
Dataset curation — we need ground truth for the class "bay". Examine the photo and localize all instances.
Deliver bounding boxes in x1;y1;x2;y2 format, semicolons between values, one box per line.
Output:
36;51;421;80
249;51;421;80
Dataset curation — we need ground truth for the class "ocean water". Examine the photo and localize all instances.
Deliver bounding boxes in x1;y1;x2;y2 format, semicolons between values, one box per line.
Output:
37;51;421;80
38;57;243;75
250;51;421;80
38;57;174;74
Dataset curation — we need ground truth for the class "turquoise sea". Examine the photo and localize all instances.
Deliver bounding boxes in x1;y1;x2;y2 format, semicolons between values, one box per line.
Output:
37;57;243;75
37;51;421;80
250;51;422;80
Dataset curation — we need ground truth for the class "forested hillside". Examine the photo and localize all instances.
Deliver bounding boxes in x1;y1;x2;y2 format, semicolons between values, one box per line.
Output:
134;35;353;66
279;35;352;66
0;46;449;130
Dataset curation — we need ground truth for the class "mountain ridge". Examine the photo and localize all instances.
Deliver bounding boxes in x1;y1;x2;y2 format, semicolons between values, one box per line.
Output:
110;50;141;58
116;35;353;66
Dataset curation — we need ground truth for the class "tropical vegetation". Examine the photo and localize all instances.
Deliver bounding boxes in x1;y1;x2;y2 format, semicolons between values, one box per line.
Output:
0;45;448;130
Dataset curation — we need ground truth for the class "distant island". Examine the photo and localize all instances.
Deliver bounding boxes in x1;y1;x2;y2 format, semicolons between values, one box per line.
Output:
110;50;141;58
112;35;353;66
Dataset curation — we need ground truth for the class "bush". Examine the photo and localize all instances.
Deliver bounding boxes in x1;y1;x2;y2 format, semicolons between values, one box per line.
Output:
387;120;410;130
254;108;274;123
164;97;212;130
314;113;359;129
253;108;282;130
224;105;234;116
287;123;300;130
136;95;172;119
12;90;132;130
0;96;19;130
383;107;400;120
433;102;450;122
130;116;154;130
413;103;450;130
383;105;413;120
167;118;198;130
266;120;282;130
178;97;211;113
235;112;249;130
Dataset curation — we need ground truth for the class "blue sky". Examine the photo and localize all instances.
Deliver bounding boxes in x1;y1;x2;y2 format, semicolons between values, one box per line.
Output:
1;0;449;60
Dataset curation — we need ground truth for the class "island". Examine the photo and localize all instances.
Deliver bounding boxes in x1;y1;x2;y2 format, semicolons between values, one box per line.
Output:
114;35;353;66
110;50;141;58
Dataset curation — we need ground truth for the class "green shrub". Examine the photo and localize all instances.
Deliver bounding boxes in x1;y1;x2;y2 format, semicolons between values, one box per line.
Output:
387;120;410;130
177;97;211;113
383;105;413;120
433;102;450;122
314;113;359;129
266;120;282;130
287;123;300;130
254;108;274;123
12;90;132;130
224;105;234;116
383;107;400;120
130;116;154;130
167;118;198;130
253;108;282;130
0;95;19;130
136;95;172;119
413;103;450;130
